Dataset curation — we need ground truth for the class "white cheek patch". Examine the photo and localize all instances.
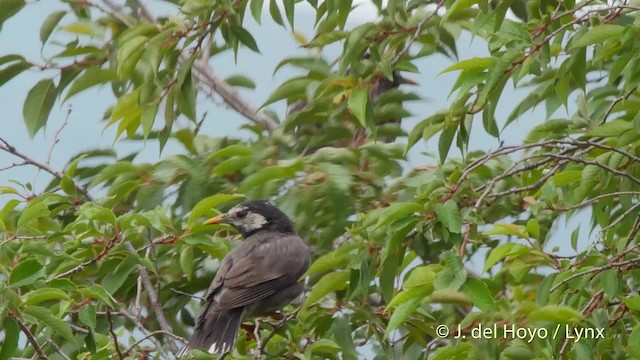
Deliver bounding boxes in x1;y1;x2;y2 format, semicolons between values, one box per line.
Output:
241;213;267;231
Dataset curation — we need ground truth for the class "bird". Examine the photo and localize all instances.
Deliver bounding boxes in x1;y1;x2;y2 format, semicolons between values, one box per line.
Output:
286;67;418;150
177;200;310;357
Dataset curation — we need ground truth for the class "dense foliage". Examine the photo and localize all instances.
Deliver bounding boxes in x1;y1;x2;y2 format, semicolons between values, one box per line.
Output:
2;0;640;359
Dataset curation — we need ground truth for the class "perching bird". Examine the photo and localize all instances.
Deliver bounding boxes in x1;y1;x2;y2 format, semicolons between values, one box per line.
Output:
177;200;310;357
286;68;417;149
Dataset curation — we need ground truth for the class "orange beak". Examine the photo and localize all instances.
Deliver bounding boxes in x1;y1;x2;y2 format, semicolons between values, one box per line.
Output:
204;215;226;225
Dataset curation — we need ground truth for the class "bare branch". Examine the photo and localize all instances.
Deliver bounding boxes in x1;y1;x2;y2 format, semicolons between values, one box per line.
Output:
47;105;72;165
122;330;188;357
551;257;640;292
106;308;124;359
8;311;50;360
0;161;29;173
392;0;445;64
557;191;640;212
46;337;72;360
119;309;170;358
123;241;180;354
192;60;279;132
0;137;95;202
171;288;206;301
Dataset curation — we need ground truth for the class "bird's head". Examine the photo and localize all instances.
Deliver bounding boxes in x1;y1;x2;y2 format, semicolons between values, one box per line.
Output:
204;200;295;238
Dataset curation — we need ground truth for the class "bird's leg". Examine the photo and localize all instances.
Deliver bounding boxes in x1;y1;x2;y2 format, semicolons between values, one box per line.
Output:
253;318;262;358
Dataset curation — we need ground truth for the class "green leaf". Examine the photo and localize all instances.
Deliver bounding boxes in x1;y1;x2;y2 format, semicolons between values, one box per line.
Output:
250;0;264;24
338;23;375;74
622;296;640;311
484;243;526;271
17;201;49;227
305;30;347;48
387;285;431;309
141;101;159;139
283;0;294;27
261;78;312;108
178;67;196;121
536;273;557;306
78;304;97;331
273;57;331;75
434;253;467;290
528;305;583;324
374;202;422;229
180;246;194;281
23;79;57;137
570;25;625;50
225;75;256;89
230;26;260;53
484;223;528;238
63;21;105;37
0;317;19;360
24;306;76;342
0;60;30;86
305;250;350;276
64;68;117;101
9;259;44;287
601;268;620;299
117;35;147;79
588;119;632;137
348;88;369;127
553;170;582;187
240;163;301;191
39;11;66;45
440;57;493;74
212;157;251;175
80;285;117;307
385;298;421;336
188;194;245;224
304;270;350;308
403;266;436;289
100;257;137;294
434;200;462;233
23;288;70;305
207;144;252;160
461;277;495;311
0;0;25;30
438;125;456;164
269;0;284;26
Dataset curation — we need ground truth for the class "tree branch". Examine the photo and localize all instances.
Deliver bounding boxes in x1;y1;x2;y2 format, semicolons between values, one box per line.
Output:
192;60;279;132
122;330;188;357
123;241;180;354
106;308;124;360
0;137;95;202
8;311;50;360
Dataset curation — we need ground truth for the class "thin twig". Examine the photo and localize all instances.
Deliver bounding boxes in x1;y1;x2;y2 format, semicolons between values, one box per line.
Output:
123;241;180;354
119;309;170;358
171;288;206;301
392;0;445;64
121;330;188;357
46;337;72;360
258;306;302;354
106;308;124;359
0;137;95;202
47;105;72;165
8;311;50;359
550;257;640;292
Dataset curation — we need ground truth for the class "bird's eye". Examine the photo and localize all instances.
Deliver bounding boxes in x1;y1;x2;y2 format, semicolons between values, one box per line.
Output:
236;210;248;219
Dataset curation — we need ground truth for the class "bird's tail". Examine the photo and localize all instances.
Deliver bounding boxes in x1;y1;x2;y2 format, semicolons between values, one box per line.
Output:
177;307;244;358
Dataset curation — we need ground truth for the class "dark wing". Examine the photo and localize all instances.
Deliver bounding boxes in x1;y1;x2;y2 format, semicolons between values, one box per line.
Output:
214;233;309;311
